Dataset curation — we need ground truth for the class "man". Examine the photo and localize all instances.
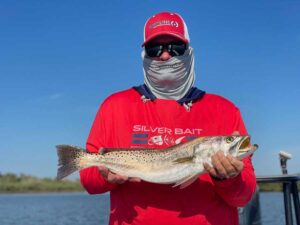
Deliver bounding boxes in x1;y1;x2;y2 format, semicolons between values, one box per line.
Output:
80;12;256;225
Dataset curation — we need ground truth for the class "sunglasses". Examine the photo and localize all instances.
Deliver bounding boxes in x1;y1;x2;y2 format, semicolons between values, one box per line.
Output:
145;42;187;57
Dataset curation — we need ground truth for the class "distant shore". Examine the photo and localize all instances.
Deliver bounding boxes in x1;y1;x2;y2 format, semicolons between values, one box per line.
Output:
258;182;299;192
0;173;83;193
0;173;298;193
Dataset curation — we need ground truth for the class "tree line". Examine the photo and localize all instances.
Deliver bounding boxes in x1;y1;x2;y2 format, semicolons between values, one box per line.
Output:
0;173;83;193
0;172;298;193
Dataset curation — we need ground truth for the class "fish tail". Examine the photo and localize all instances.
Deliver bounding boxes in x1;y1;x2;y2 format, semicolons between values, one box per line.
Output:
56;145;86;180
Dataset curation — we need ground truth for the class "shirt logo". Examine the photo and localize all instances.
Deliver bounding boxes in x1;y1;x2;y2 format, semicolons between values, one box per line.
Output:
131;125;203;147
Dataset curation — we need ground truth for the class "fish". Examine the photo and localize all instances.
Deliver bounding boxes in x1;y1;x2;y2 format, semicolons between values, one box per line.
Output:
56;135;258;188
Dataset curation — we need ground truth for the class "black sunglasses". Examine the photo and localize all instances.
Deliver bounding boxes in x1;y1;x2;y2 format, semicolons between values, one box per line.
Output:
145;42;187;57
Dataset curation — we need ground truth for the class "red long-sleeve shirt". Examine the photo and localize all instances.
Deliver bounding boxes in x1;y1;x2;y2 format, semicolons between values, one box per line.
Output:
80;87;256;225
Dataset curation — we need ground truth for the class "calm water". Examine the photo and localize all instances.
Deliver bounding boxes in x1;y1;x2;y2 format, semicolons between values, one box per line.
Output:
0;192;294;225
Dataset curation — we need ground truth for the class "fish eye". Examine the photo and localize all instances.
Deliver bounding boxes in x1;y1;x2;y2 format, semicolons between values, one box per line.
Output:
226;137;235;143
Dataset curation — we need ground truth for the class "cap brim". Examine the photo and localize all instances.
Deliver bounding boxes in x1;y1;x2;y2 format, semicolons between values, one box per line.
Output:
142;32;189;47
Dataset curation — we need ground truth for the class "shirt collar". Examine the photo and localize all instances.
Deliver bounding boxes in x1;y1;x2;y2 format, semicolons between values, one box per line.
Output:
133;84;205;105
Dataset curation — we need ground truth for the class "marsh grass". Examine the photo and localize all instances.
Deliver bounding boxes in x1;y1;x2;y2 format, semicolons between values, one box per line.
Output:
0;173;298;193
0;173;83;193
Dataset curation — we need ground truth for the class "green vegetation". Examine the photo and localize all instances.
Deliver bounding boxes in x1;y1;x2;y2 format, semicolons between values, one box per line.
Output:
0;173;83;193
0;173;299;193
258;182;300;192
258;182;283;192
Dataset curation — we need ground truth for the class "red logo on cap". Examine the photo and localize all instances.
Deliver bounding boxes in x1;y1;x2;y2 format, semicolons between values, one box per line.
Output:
149;20;179;29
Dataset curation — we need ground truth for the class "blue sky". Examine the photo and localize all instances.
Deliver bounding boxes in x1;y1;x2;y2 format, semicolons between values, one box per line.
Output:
1;1;299;178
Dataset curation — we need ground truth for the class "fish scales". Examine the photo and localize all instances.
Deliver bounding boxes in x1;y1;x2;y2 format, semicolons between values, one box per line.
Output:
97;145;193;175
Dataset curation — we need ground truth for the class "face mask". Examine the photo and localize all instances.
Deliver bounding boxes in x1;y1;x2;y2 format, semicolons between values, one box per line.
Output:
142;47;195;100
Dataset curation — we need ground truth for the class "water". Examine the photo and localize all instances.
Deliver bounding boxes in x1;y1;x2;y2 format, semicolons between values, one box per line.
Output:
0;192;109;225
0;192;294;225
259;192;286;224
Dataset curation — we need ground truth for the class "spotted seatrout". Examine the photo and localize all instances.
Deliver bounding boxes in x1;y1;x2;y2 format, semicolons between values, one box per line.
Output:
56;135;258;188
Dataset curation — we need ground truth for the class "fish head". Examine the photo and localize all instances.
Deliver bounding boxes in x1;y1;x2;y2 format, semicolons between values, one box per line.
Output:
219;135;258;159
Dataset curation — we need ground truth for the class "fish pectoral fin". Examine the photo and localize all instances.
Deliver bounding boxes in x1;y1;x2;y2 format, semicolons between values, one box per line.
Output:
172;174;200;189
172;156;194;164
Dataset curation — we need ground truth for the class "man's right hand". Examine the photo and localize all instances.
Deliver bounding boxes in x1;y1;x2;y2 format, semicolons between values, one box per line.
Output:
97;147;141;184
98;166;129;184
98;166;141;184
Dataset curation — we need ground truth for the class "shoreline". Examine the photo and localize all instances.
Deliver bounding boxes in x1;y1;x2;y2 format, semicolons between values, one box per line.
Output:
0;186;297;194
1;173;299;194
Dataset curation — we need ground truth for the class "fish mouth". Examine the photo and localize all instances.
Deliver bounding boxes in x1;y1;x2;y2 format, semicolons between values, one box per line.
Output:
237;136;258;152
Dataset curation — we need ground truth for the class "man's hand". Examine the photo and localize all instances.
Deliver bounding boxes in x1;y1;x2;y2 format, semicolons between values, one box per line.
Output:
203;131;244;180
98;166;142;184
98;166;127;184
203;151;244;179
97;147;141;184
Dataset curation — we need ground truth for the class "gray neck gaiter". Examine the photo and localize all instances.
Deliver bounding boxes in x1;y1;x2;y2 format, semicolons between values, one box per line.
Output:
142;47;195;100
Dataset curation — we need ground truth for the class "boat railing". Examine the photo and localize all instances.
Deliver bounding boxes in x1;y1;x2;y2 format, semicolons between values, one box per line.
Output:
256;174;300;225
239;150;300;225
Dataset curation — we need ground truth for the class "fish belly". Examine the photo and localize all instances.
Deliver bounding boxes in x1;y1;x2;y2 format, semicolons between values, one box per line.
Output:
106;161;202;184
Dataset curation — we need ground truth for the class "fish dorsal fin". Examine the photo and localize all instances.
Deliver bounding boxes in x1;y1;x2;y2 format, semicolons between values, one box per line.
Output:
170;136;206;150
98;147;106;154
101;147;156;154
172;156;194;164
172;174;200;189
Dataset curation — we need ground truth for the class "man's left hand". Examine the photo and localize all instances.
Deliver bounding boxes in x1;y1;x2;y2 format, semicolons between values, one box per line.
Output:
203;131;244;180
203;151;244;180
